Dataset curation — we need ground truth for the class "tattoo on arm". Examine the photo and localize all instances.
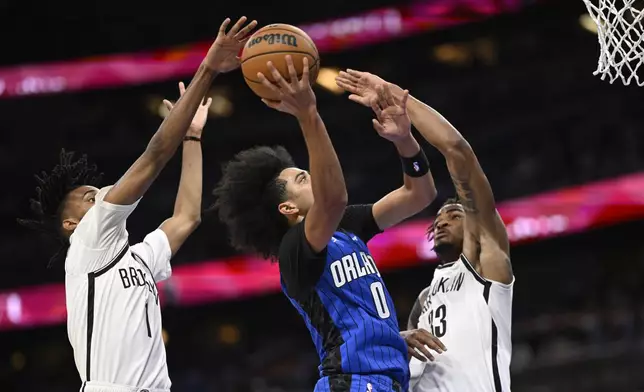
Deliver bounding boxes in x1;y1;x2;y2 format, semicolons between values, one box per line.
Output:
449;171;478;214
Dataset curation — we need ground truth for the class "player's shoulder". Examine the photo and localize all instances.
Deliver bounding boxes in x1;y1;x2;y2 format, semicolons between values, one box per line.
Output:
279;221;303;249
417;285;431;303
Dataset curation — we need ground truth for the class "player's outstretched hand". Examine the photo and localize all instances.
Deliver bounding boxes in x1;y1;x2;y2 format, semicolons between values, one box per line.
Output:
163;81;212;136
335;69;401;107
204;16;258;73
258;56;317;120
401;328;447;362
370;84;411;142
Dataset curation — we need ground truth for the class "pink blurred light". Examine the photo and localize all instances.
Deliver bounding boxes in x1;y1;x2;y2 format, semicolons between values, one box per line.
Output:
0;171;642;331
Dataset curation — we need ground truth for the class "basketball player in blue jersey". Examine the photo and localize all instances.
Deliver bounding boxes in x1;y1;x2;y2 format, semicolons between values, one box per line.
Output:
337;70;515;391
214;56;437;392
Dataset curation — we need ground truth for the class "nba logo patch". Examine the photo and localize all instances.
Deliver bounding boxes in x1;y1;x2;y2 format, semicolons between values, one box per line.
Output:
366;383;373;392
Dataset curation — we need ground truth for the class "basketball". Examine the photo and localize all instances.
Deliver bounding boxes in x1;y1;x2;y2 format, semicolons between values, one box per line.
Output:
241;24;320;101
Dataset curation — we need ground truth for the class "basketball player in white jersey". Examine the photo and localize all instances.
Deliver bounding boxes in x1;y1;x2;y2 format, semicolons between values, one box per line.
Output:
18;17;257;392
336;71;514;392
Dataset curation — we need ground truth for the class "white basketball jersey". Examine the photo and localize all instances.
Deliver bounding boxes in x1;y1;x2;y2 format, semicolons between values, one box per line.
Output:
64;187;172;392
410;255;513;392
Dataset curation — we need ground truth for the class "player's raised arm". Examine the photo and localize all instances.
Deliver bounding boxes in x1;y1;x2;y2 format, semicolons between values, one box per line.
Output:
258;56;347;252
104;17;257;207
336;69;511;284
367;84;437;230
155;83;211;256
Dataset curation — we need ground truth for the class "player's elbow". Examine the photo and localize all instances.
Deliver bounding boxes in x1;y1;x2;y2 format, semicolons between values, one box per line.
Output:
443;138;476;169
173;213;202;232
419;183;438;207
444;137;472;157
405;186;436;216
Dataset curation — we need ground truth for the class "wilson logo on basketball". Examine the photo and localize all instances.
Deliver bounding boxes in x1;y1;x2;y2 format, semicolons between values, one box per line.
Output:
248;33;298;48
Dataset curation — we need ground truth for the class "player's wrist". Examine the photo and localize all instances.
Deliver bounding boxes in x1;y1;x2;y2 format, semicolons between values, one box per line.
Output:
386;83;405;101
295;106;319;123
186;127;203;138
394;134;420;158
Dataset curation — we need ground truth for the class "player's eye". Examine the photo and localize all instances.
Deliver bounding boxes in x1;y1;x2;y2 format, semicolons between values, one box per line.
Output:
88;197;96;203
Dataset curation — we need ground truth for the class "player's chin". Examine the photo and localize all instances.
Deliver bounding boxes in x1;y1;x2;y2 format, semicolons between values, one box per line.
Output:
433;239;453;253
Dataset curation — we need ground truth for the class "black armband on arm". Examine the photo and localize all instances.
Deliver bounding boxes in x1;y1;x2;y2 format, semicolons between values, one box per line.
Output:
400;149;430;177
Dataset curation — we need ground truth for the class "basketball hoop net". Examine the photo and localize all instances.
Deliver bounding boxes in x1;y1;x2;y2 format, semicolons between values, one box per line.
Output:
582;0;644;86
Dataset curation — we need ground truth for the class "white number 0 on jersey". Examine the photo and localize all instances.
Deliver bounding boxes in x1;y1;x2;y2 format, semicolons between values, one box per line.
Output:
370;281;391;319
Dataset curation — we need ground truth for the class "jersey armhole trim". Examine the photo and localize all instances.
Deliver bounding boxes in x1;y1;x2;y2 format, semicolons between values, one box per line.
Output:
460;254;515;289
85;244;129;382
93;244;129;277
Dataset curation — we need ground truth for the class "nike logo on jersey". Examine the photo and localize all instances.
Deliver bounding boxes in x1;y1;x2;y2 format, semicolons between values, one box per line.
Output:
118;267;159;304
430;272;465;297
330;251;381;288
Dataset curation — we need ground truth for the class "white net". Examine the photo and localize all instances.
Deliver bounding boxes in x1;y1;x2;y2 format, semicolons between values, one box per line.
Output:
582;0;644;85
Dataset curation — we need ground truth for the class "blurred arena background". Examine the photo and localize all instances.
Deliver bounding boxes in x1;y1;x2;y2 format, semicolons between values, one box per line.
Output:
2;0;644;390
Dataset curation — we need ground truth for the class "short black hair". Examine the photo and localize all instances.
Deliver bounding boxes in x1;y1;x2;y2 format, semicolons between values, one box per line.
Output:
213;146;295;260
440;197;461;209
18;149;103;265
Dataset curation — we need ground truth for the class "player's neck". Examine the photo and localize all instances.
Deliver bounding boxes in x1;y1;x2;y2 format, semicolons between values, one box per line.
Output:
435;247;461;264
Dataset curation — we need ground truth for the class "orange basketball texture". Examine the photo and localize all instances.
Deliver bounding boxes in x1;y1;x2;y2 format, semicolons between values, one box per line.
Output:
241;24;320;101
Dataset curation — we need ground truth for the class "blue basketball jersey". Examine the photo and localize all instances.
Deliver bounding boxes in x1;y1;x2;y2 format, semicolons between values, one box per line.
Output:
278;205;409;390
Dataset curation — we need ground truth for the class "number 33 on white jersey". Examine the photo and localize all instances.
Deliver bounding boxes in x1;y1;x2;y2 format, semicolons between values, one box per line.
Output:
411;255;514;392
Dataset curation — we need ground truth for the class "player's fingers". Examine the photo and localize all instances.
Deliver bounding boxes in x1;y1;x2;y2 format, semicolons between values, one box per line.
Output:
257;72;281;94
203;97;213;109
266;62;291;91
227;16;247;36
408;346;428;362
400;89;410;110
218;18;231;36
337;72;358;86
261;98;281;109
285;55;298;84
416;331;445;353
234;19;258;40
410;340;435;361
179;81;186;96
346;69;364;79
301;57;310;84
432;335;447;352
336;78;358;93
162;99;174;111
372;119;385;134
376;85;388;109
348;94;369;106
370;97;382;117
383;83;396;107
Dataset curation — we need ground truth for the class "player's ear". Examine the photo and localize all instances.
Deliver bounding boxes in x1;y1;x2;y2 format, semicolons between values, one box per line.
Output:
278;201;299;217
62;218;79;232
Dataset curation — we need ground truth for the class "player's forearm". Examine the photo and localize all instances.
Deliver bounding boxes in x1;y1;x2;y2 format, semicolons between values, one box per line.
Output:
298;109;348;208
146;64;218;163
405;96;466;155
393;135;437;205
395;135;436;195
172;135;203;224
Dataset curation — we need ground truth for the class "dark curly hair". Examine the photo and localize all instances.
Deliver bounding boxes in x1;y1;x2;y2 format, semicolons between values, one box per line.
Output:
213;146;295;260
17;149;103;266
